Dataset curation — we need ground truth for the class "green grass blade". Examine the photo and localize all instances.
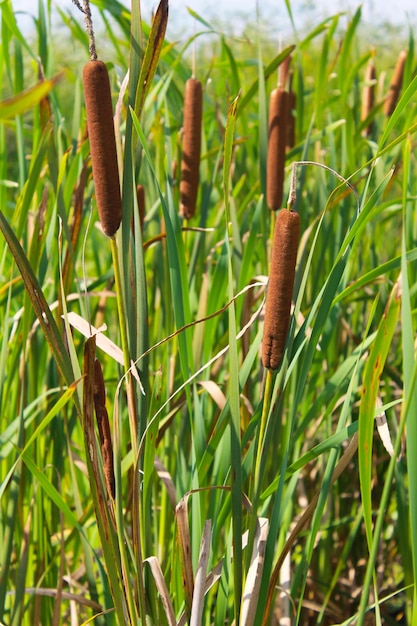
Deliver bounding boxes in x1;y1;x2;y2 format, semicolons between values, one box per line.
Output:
0;211;77;396
134;0;169;119
357;279;401;622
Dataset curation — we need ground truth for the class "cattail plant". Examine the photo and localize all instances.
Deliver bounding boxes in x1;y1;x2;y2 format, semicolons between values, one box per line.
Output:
262;208;300;370
179;77;203;220
384;49;407;117
83;59;122;236
267;87;289;210
361;59;376;136
93;358;115;499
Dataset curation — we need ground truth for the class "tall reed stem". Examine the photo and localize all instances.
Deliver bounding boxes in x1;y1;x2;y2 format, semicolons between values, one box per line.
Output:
110;236;138;451
254;368;274;494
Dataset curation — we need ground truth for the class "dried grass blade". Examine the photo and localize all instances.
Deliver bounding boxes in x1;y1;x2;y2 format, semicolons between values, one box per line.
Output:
145;556;177;626
154;455;178;508
190;521;212;626
176;495;194;612
0;211;76;395
241;518;269;626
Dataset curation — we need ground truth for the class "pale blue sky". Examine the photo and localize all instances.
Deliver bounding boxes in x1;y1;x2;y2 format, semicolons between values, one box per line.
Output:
15;0;417;39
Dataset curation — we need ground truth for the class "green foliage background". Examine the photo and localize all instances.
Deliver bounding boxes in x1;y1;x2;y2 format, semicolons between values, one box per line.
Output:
0;1;416;625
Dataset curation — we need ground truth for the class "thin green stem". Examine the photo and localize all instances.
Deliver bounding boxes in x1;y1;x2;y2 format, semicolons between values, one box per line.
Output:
254;368;274;495
110;235;147;623
110;236;138;451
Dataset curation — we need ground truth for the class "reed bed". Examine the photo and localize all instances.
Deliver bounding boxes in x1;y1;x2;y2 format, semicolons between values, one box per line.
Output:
0;2;416;625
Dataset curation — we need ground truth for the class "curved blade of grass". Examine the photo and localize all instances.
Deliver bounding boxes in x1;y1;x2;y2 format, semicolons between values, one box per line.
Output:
357;354;416;626
0;211;77;399
357;277;401;622
190;520;212;626
0;74;62;119
377;72;417;153
0;383;78;500
186;8;214;30
358;278;401;545
334;247;417;305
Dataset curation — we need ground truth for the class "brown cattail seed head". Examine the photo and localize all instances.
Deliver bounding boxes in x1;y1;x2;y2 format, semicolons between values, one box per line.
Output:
180;78;203;220
384;50;407;117
262;209;300;370
267;88;289;211
361;60;376;136
83;60;122;237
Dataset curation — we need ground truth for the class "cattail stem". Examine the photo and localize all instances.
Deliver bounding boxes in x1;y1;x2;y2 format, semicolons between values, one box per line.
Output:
246;367;274;573
254;368;274;493
110;237;138;452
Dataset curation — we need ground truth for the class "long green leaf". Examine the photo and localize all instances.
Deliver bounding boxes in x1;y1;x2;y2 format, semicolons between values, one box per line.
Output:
358;279;401;546
0;75;62;119
0;211;77;399
134;0;169;119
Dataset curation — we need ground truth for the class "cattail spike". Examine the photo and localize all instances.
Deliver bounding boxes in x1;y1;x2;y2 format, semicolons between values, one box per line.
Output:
83;60;122;237
384;50;407;117
180;78;203;220
361;60;376;136
267;88;289;211
262;209;300;370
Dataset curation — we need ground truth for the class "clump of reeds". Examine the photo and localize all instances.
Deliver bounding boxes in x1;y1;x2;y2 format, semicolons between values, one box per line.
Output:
179;77;203;220
262;208;300;370
267;86;289;210
384;49;407;117
361;58;376;136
